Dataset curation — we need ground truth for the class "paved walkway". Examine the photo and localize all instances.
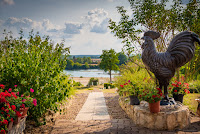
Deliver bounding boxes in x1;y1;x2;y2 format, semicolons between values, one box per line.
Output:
75;92;110;121
51;91;200;134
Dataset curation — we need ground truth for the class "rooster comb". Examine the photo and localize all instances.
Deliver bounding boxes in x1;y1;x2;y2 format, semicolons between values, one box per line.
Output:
144;31;160;40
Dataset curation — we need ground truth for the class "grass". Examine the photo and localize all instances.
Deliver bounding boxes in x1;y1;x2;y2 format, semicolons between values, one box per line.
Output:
183;93;200;113
74;86;94;94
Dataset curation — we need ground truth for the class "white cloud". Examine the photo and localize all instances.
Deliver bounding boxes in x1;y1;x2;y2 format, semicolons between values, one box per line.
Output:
83;8;109;33
0;0;14;5
64;22;82;34
107;0;114;2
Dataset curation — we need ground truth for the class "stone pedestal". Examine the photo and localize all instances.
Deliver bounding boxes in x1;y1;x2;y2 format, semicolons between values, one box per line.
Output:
119;97;190;130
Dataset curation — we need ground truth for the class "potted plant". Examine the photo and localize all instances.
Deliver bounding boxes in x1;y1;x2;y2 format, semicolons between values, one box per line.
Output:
118;80;141;105
170;81;190;103
139;87;163;113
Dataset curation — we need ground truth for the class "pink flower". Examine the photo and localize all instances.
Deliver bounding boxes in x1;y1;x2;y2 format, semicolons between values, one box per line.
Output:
16;92;19;95
33;98;37;106
30;88;34;93
14;85;17;88
22;99;26;102
8;88;12;92
21;94;24;97
128;80;131;83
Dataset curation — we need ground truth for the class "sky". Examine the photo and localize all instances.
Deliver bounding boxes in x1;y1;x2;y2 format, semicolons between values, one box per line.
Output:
0;0;190;55
0;0;133;55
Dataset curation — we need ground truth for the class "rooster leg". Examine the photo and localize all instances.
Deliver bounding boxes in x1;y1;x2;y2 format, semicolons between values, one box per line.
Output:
164;84;169;101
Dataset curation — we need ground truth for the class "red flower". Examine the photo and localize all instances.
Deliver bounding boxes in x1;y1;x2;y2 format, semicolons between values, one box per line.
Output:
11;105;16;111
1;107;5;111
120;85;124;88
156;88;162;92
0;84;5;89
174;90;177;92
11;118;14;122
2;119;8;125
0;130;6;134
152;95;156;98
16;111;22;117
20;104;25;108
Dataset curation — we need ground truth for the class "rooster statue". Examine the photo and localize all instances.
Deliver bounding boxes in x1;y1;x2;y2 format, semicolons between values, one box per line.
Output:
141;31;200;105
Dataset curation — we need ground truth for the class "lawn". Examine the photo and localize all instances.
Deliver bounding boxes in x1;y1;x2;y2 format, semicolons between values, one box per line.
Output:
183;93;200;113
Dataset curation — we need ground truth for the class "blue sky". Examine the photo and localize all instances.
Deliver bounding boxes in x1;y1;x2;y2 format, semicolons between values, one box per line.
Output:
0;0;189;55
0;0;132;55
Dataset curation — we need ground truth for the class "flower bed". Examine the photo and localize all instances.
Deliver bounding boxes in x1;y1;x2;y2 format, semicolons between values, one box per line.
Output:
119;97;190;130
0;84;37;133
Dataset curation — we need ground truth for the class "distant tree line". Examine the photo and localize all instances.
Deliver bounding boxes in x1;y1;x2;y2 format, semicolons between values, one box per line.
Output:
65;53;128;70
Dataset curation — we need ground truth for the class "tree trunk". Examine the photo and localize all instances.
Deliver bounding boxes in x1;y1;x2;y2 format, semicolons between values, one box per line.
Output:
109;70;112;83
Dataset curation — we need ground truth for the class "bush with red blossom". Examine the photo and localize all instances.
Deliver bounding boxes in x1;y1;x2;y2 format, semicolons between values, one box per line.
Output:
170;81;190;95
0;84;37;133
139;86;163;103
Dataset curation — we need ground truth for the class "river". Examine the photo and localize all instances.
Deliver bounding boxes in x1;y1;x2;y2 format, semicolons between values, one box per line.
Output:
63;69;120;78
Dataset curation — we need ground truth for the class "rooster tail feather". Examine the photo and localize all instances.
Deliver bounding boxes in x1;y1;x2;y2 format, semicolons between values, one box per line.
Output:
167;31;197;68
192;33;200;45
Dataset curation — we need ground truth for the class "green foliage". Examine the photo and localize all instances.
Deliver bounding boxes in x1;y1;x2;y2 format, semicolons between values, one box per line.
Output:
65;59;99;70
100;49;119;82
73;81;83;87
189;80;200;93
115;62;154;96
0;31;73;123
104;83;115;89
117;52;128;65
109;0;200;83
88;78;99;86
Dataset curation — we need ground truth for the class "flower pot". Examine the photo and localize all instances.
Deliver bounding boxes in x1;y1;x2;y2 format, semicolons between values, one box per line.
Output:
149;101;160;113
173;94;184;103
129;95;140;105
196;99;200;116
8;121;13;131
14;116;21;125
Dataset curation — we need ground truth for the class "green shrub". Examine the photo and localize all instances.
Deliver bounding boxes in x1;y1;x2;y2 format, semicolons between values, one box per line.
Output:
73;80;83;86
88;78;99;86
0;31;72;124
115;62;154;96
104;83;115;89
189;80;200;93
104;83;110;89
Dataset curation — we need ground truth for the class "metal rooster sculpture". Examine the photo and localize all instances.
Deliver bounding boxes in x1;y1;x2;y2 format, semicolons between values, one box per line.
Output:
141;31;200;105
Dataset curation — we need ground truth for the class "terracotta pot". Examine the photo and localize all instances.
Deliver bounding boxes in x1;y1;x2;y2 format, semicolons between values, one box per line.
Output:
14;116;21;124
196;99;200;116
129;95;140;105
20;107;29;118
149;101;160;113
8;121;13;131
173;94;184;103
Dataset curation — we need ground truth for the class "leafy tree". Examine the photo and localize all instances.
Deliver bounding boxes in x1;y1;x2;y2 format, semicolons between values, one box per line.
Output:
99;49;119;82
118;52;128;65
84;62;90;69
66;60;74;70
109;0;200;82
73;62;81;69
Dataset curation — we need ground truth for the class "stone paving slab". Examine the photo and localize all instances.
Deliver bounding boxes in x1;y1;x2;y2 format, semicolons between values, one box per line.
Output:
75;92;110;121
51;119;200;134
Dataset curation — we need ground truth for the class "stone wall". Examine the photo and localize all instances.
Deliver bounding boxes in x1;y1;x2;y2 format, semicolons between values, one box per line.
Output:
119;97;190;130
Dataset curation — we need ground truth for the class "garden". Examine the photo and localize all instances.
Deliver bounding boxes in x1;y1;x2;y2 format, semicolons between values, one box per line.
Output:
0;31;74;133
